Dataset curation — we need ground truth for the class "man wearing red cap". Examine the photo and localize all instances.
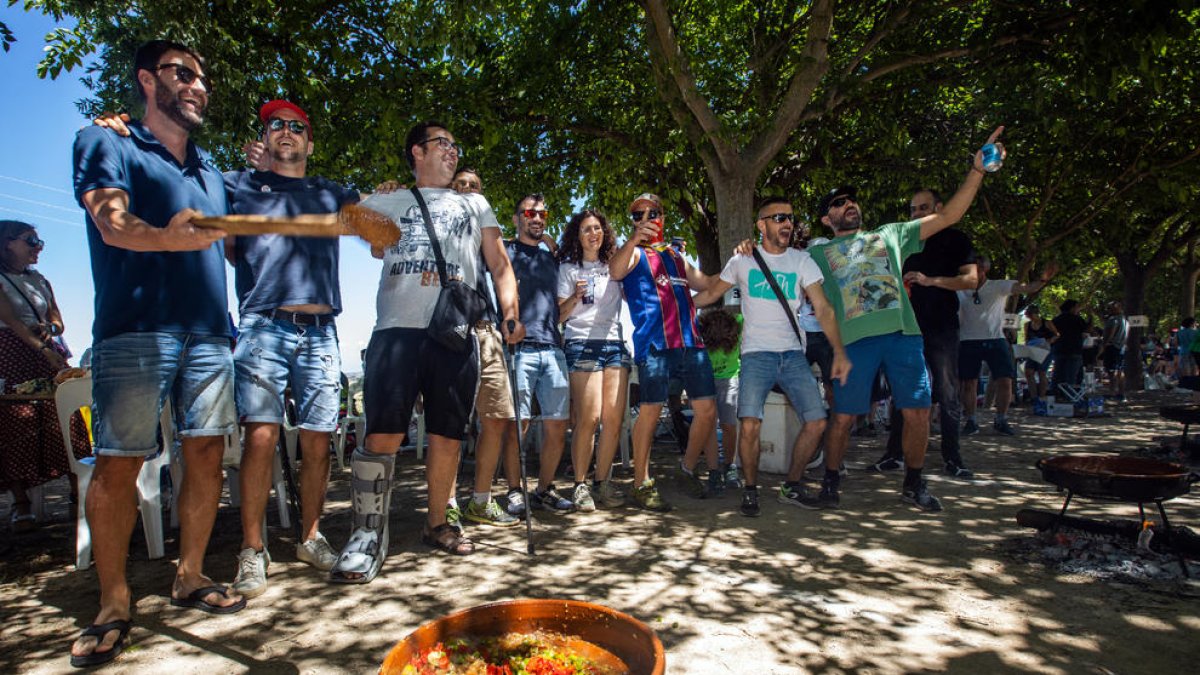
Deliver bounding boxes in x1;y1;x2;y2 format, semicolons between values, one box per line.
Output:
223;99;360;597
610;193;720;511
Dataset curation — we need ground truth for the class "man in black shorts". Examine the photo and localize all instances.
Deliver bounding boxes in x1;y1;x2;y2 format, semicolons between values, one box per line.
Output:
329;121;521;582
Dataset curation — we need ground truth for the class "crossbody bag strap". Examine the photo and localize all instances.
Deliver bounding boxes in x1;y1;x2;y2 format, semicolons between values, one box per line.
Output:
409;187;450;286
750;247;805;344
0;272;46;324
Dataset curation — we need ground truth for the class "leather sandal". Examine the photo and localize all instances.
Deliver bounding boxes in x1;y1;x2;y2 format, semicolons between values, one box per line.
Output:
421;523;475;556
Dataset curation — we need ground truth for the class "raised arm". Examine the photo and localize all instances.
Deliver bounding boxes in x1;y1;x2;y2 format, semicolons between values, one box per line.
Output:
1012;261;1059;295
919;126;1005;240
904;263;978;291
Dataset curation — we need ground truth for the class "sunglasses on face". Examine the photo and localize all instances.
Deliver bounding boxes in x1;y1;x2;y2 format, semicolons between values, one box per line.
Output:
267;118;308;135
521;209;549;219
828;196;854;210
418;136;464;157
154;63;212;93
760;213;796;224
11;234;45;248
629;209;661;222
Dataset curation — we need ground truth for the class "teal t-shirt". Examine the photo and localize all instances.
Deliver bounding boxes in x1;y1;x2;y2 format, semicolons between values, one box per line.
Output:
807;220;924;345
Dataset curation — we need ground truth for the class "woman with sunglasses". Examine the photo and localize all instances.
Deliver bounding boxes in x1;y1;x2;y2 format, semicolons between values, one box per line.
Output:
555;210;631;510
0;220;87;533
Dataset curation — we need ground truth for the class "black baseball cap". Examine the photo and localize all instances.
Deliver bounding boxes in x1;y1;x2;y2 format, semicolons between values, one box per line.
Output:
817;185;857;216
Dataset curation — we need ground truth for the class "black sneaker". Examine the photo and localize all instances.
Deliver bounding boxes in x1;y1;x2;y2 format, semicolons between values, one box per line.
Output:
740;489;760;517
901;480;944;512
944;462;975;479
816;483;840;509
867;456;903;473
531;486;575;512
777;482;822;510
962;420;981;436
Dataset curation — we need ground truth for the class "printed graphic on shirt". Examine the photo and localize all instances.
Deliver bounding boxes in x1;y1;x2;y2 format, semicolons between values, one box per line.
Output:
820;232;902;320
384;201;468;285
748;269;797;301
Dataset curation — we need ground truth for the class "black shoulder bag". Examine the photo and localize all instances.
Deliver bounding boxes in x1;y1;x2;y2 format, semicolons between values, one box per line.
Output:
750;247;806;346
410;187;490;353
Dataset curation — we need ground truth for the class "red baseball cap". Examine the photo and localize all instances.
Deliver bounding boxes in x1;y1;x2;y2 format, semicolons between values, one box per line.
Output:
258;99;312;139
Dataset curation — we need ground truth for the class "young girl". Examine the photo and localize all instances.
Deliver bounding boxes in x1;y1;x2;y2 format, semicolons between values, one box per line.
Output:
697;307;743;495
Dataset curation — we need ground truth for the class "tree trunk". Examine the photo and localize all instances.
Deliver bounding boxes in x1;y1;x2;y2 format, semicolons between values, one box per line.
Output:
1180;259;1200;320
711;172;758;270
693;213;721;278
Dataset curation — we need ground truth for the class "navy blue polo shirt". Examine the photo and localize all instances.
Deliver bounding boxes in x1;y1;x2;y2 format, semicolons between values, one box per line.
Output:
224;170;359;315
73;121;231;343
505;239;561;345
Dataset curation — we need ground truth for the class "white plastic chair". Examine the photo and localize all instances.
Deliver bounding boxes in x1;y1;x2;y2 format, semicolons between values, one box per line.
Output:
55;376;171;570
211;424;291;530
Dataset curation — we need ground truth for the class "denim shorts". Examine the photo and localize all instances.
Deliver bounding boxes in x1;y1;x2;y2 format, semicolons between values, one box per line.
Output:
563;339;631;373
514;343;570;420
234;312;342;432
959;338;1017;380
832;333;931;415
715;376;738;426
90;331;236;457
738;350;827;422
636;346;716;405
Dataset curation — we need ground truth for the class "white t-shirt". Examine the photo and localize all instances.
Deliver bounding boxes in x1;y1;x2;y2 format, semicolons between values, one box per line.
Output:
718;248;824;354
557;259;623;342
957;279;1017;340
362;189;500;331
0;270;53;330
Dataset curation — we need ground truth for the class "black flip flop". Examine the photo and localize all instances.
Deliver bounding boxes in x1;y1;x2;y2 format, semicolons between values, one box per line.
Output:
69;619;132;668
170;585;247;615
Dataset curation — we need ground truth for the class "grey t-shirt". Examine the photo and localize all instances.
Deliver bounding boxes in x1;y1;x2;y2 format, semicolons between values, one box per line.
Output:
363;189;500;331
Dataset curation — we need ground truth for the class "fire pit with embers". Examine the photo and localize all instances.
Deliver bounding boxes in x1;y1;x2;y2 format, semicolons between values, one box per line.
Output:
1033;454;1198;577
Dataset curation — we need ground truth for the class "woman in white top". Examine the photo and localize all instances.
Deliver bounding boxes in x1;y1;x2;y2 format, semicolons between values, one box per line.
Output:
556;210;630;510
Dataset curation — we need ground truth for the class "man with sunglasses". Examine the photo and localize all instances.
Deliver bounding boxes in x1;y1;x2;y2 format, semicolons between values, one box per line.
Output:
502;195;577;513
871;188;979;478
220;100;360;597
693;198;850;516
957;254;1055;437
611;193;719;512
71;40;239;668
336;121;521;578
807;126;1005;512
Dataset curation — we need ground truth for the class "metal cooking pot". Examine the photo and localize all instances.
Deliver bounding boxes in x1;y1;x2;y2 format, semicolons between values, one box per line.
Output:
1036;455;1199;503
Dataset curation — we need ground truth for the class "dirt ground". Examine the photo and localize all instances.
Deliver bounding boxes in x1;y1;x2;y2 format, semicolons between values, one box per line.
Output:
2;391;1198;674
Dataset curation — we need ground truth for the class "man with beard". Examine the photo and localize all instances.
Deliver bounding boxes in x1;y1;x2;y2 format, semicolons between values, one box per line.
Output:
71;40;240;668
503;195;577;513
871;188;978;478
693;197;850;517
807;127;1005;512
222;100;360;597
331;121;521;580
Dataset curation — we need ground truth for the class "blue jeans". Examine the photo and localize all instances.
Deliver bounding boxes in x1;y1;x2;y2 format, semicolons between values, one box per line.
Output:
90;332;236;457
234;312;342;431
636;346;716;405
886;327;963;464
514;343;570;420
737;350;826;422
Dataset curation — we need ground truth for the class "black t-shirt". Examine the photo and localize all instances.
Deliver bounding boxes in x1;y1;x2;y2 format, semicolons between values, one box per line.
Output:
505;239;561;345
902;227;975;334
1053;313;1089;355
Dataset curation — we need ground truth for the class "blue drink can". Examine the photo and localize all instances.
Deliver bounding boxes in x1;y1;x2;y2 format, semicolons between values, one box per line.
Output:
581;273;596;305
981;143;1003;172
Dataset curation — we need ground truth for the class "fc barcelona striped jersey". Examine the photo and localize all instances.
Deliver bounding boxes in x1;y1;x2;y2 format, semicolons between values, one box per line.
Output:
620;245;704;361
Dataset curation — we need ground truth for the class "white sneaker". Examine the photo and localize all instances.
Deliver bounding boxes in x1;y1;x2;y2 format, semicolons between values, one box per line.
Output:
233;547;270;598
296;533;337;572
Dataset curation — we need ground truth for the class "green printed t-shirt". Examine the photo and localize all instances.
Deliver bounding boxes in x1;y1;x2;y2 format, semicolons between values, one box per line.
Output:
807;220;924;346
708;314;743;379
